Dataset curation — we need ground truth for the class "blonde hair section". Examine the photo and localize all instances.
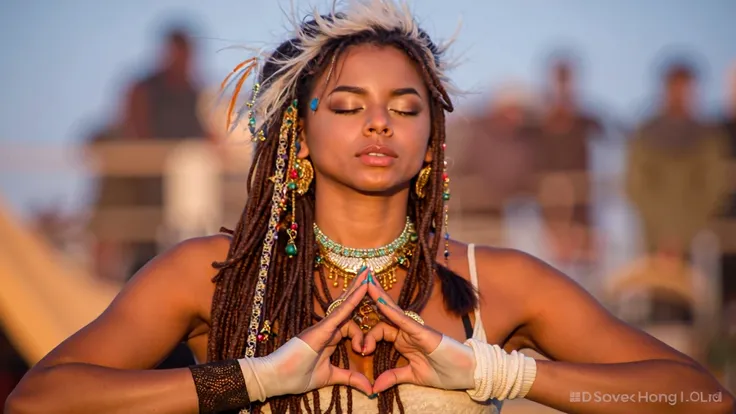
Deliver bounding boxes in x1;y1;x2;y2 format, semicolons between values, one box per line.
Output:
225;0;463;134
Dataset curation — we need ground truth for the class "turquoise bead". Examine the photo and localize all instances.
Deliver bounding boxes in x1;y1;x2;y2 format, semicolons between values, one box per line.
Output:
286;243;297;257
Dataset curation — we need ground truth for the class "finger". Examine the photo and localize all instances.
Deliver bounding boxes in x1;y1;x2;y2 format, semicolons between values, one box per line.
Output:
339;319;365;353
364;267;397;305
367;285;424;336
342;265;371;297
329;368;373;397
372;366;414;394
364;321;400;345
324;279;368;328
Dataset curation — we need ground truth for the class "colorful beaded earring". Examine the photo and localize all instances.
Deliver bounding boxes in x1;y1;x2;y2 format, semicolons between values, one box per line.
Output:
441;142;451;262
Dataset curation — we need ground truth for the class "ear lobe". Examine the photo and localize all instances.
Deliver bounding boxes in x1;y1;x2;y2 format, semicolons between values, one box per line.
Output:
424;145;433;163
297;119;310;158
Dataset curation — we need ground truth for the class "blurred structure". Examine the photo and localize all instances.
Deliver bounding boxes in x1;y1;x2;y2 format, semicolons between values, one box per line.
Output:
625;59;729;258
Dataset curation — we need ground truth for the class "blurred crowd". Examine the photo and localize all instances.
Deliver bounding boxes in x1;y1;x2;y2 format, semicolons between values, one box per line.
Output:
3;20;736;408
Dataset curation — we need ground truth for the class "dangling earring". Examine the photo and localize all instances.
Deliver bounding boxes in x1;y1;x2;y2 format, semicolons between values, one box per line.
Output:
441;143;451;262
282;99;300;258
415;165;432;198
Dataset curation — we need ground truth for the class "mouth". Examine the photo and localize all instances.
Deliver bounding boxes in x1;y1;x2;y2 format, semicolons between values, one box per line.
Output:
356;144;398;167
356;144;398;158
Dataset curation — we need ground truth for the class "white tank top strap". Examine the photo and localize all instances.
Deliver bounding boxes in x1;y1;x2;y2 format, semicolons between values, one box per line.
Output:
467;243;488;342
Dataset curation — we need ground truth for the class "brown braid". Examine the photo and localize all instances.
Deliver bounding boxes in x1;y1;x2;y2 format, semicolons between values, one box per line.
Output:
208;16;477;414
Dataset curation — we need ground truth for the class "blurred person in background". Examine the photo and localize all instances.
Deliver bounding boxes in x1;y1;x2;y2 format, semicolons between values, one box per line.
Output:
536;55;602;266
625;59;729;262
447;84;541;245
121;24;213;275
719;64;736;311
124;25;210;142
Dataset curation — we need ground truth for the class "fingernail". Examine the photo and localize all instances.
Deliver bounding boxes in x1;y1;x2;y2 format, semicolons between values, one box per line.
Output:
369;271;377;285
377;297;387;305
360;279;369;285
358;265;367;274
368;393;378;399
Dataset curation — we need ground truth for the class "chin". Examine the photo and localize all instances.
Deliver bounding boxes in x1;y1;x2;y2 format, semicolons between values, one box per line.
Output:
350;177;408;196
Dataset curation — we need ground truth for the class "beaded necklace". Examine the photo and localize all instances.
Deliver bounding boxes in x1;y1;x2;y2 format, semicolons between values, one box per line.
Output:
313;217;417;291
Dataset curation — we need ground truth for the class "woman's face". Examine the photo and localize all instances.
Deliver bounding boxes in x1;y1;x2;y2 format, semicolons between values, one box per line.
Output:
300;44;432;195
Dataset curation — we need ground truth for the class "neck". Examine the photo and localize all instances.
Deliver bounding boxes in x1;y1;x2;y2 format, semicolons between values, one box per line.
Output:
314;183;411;249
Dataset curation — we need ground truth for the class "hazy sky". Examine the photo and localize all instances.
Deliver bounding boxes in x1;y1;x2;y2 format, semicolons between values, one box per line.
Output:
0;0;735;212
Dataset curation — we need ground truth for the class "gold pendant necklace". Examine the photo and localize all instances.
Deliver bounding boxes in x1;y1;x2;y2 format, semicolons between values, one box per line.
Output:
314;218;417;332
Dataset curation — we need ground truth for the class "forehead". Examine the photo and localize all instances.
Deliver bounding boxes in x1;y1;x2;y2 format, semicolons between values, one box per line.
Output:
322;43;427;93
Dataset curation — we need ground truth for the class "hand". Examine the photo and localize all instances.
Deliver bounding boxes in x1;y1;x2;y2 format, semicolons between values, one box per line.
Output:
364;274;476;394
241;268;374;400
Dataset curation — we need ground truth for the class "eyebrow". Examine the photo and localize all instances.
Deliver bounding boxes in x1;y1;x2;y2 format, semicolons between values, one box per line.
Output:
328;85;422;98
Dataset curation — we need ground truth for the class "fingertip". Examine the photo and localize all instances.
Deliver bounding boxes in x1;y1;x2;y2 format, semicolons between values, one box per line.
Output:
353;374;373;397
372;375;392;395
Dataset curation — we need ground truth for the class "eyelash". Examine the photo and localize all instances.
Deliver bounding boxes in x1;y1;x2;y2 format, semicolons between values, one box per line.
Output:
332;108;418;117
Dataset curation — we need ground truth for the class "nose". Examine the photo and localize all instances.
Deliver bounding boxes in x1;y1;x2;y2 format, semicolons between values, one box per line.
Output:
362;108;393;137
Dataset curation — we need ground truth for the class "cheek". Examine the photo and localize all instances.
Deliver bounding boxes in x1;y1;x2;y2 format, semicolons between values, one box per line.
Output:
401;115;432;154
304;118;352;163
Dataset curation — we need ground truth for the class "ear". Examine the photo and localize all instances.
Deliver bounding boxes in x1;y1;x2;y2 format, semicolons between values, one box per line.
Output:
424;143;433;163
297;118;310;158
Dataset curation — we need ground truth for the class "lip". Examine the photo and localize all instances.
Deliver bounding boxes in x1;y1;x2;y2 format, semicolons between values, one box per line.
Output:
355;144;398;167
355;144;398;158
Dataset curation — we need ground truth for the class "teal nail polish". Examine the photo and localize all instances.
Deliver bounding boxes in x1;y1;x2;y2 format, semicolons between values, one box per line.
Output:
360;279;369;285
368;393;378;399
378;297;388;305
368;271;377;285
358;265;367;274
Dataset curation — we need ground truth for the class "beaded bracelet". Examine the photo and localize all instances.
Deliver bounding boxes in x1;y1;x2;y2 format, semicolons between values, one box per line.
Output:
189;359;251;413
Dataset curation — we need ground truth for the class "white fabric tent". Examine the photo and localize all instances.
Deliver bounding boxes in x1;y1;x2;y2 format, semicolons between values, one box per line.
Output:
0;197;118;365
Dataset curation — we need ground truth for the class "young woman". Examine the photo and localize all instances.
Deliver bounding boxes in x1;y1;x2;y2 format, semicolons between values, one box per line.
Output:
6;1;734;413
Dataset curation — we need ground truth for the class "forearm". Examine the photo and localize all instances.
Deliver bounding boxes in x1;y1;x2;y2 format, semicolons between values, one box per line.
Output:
526;359;735;414
6;363;199;414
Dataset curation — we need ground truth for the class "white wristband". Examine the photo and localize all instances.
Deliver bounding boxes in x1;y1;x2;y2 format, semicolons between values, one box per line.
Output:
238;337;318;402
464;339;537;402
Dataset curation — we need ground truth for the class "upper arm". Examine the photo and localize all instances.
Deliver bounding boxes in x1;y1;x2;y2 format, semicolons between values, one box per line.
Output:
478;248;697;367
33;235;229;371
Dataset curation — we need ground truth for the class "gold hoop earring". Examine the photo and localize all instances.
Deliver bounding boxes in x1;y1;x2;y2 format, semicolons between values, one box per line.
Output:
294;158;313;195
415;165;432;198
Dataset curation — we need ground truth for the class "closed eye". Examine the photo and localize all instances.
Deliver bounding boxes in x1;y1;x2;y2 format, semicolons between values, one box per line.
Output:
391;109;419;117
332;108;362;115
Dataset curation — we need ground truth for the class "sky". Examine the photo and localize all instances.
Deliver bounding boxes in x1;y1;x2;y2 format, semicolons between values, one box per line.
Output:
0;0;735;214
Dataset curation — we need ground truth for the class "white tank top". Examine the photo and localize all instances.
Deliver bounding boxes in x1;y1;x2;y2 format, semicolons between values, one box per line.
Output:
262;243;503;413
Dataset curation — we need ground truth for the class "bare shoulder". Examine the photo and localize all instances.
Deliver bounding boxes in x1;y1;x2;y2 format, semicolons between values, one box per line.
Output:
130;233;232;299
470;244;587;311
145;234;233;318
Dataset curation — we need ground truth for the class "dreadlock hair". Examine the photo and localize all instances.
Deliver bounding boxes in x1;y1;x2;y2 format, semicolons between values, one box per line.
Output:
208;11;478;414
